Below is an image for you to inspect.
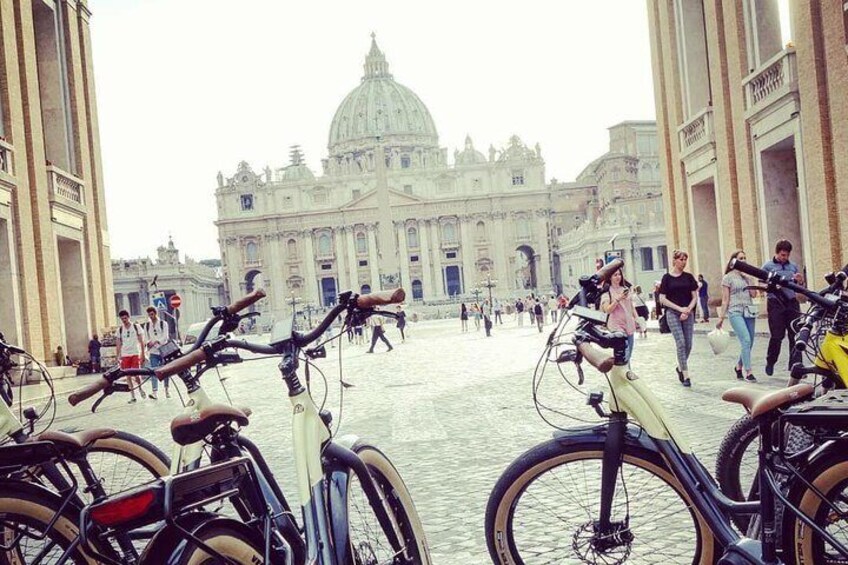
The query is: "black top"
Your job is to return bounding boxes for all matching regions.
[397,312,406,328]
[660,272,698,308]
[533,303,543,315]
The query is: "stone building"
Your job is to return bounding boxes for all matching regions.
[646,0,848,297]
[112,239,225,332]
[215,35,589,322]
[0,0,113,363]
[557,121,668,294]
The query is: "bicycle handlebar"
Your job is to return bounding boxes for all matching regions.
[596,259,625,283]
[153,348,208,380]
[226,288,267,316]
[730,260,837,309]
[355,288,405,309]
[68,368,154,407]
[576,342,615,373]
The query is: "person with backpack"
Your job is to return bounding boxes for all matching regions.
[144,306,170,399]
[533,299,544,333]
[515,298,525,326]
[116,310,146,403]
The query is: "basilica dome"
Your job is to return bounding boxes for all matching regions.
[328,35,439,156]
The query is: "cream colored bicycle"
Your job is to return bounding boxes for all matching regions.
[486,259,848,565]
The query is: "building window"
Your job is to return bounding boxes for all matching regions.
[511,170,525,186]
[128,292,141,316]
[442,222,457,243]
[360,284,371,294]
[352,189,361,200]
[403,184,413,194]
[411,279,423,300]
[410,255,419,263]
[318,233,332,256]
[240,194,254,211]
[358,260,368,267]
[321,264,332,271]
[245,241,259,263]
[556,227,563,237]
[476,220,486,241]
[287,239,298,258]
[446,251,457,259]
[640,247,654,271]
[401,156,411,169]
[355,232,367,254]
[407,226,419,248]
[658,245,668,270]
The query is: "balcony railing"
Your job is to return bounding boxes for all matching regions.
[743,48,798,115]
[47,164,85,213]
[677,107,714,158]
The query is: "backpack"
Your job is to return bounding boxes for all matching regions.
[533,303,543,315]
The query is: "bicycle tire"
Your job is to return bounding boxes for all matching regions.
[345,442,431,565]
[0,480,93,565]
[485,438,714,564]
[715,413,760,531]
[782,448,848,565]
[86,430,171,494]
[143,517,265,565]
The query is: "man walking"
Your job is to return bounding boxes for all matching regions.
[144,306,170,399]
[482,299,493,337]
[533,299,545,333]
[762,239,804,376]
[367,315,393,353]
[697,275,710,323]
[548,295,559,323]
[493,299,503,325]
[116,310,146,403]
[515,298,525,326]
[88,334,101,373]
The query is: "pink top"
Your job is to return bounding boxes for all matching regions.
[605,287,637,335]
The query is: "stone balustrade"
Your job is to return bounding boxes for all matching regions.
[47,164,85,212]
[677,107,714,157]
[743,48,798,114]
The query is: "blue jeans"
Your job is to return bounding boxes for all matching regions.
[624,334,635,363]
[728,314,756,372]
[146,354,169,391]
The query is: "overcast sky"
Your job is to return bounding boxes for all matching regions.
[90,0,658,261]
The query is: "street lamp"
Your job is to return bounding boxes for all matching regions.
[469,287,483,304]
[303,303,320,328]
[480,275,498,305]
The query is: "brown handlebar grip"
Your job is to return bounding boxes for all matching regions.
[595,259,625,283]
[356,288,406,309]
[226,289,267,316]
[68,377,111,407]
[154,349,207,380]
[577,342,615,374]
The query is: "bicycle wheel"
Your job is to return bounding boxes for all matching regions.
[86,430,171,495]
[145,518,265,564]
[783,450,848,565]
[485,438,714,564]
[345,442,431,565]
[0,481,92,565]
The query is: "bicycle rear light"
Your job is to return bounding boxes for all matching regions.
[90,489,157,528]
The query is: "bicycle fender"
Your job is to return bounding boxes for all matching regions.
[138,512,236,564]
[552,423,661,456]
[327,464,353,564]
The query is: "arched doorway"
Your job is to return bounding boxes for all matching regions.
[360,284,371,295]
[245,269,262,293]
[515,245,537,290]
[445,266,462,296]
[321,277,337,307]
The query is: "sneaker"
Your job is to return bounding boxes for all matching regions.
[387,347,393,352]
[735,367,744,380]
[746,374,758,383]
[149,393,157,400]
[128,397,137,404]
[765,364,774,376]
[366,350,374,354]
[683,378,692,388]
[140,390,147,399]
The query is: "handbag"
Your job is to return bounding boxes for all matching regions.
[743,304,760,318]
[658,313,671,334]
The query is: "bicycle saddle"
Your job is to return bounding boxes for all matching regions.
[170,404,250,446]
[722,383,814,418]
[35,428,117,455]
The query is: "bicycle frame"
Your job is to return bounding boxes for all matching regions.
[817,331,848,386]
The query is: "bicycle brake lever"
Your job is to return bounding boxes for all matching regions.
[575,362,585,386]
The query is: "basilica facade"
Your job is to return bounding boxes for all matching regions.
[216,36,587,320]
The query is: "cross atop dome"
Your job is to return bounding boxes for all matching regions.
[363,32,392,80]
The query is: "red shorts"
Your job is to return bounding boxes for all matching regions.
[120,355,141,369]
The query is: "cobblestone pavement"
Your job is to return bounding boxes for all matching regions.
[41,316,793,563]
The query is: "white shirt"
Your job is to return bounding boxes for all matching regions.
[118,323,143,357]
[145,318,168,355]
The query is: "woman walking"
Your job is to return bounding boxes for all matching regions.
[396,305,407,342]
[473,303,482,331]
[632,286,649,339]
[659,250,699,387]
[600,268,639,363]
[716,250,758,382]
[460,303,469,332]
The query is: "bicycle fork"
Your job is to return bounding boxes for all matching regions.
[597,412,632,547]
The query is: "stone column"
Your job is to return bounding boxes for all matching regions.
[267,234,286,314]
[367,225,380,290]
[333,228,348,292]
[534,212,552,293]
[417,220,434,300]
[460,218,477,295]
[302,230,317,303]
[429,221,444,296]
[491,215,510,293]
[396,222,411,291]
[346,227,360,292]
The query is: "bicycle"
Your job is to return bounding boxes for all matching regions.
[0,335,171,564]
[70,288,431,564]
[715,265,848,533]
[485,258,848,564]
